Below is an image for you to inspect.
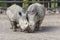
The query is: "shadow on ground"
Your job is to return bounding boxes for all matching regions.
[35,26,60,33]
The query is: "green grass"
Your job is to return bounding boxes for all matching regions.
[32,0,36,3]
[0,2,7,7]
[51,3,57,8]
[23,0,29,9]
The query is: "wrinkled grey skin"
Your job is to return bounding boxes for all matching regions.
[6,3,45,33]
[18,13,29,32]
[26,3,45,33]
[6,4,28,32]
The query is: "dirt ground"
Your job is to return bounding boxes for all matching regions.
[0,14,60,40]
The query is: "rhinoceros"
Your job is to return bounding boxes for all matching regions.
[25,3,45,32]
[6,4,28,31]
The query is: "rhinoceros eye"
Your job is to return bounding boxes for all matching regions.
[19,12,22,16]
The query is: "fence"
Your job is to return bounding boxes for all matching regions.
[0,1,60,9]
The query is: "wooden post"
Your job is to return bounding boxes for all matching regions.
[48,2,50,8]
[43,0,44,6]
[56,0,58,7]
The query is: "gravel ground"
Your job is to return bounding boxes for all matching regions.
[0,14,60,40]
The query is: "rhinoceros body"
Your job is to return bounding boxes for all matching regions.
[6,4,28,31]
[25,3,45,32]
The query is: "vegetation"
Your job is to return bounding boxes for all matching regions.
[51,3,57,8]
[0,0,58,8]
[51,0,57,8]
[23,0,28,9]
[32,0,36,3]
[0,2,7,7]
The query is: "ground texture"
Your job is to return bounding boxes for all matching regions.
[0,14,60,40]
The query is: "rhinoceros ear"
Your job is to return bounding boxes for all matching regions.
[19,12,22,16]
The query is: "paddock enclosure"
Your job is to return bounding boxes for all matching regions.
[0,13,60,40]
[0,0,60,40]
[0,0,60,14]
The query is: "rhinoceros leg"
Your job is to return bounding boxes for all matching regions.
[10,21,18,31]
[34,20,40,31]
[35,19,43,31]
[13,21,18,31]
[10,21,14,29]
